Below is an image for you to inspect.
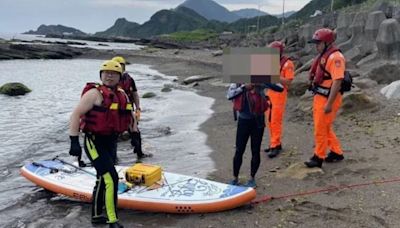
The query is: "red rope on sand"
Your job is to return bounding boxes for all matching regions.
[251,177,400,205]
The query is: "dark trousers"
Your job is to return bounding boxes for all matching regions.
[130,131,143,156]
[233,117,264,178]
[84,134,119,223]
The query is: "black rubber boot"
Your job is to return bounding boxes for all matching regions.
[91,215,107,224]
[325,151,344,163]
[137,152,153,160]
[109,222,124,228]
[268,148,281,158]
[304,155,323,168]
[131,131,153,160]
[264,144,282,153]
[131,132,143,154]
[130,132,140,153]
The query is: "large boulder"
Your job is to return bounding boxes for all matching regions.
[353,78,378,89]
[343,46,365,64]
[322,12,338,28]
[285,29,299,47]
[372,0,394,18]
[338,12,368,52]
[380,80,400,99]
[295,58,313,75]
[142,92,156,98]
[364,11,387,54]
[376,19,400,60]
[183,75,214,85]
[341,91,377,114]
[289,72,310,97]
[356,52,378,67]
[336,13,356,44]
[367,63,400,84]
[211,50,223,57]
[394,7,400,23]
[0,82,31,96]
[365,11,387,42]
[297,23,316,51]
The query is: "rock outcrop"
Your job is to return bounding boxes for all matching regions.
[0,82,31,96]
[183,75,214,85]
[367,63,400,84]
[381,80,400,99]
[289,72,310,96]
[336,12,356,44]
[25,24,86,36]
[338,12,368,52]
[0,43,84,60]
[376,19,400,60]
[142,92,157,98]
[353,78,378,89]
[364,11,387,53]
[341,91,378,113]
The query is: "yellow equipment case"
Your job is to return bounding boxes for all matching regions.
[125,163,162,187]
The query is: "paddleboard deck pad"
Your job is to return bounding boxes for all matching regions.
[20,159,256,213]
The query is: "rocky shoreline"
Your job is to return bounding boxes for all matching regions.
[0,42,92,60]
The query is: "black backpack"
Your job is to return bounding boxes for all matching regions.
[340,70,353,93]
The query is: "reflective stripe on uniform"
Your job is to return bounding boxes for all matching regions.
[110,103,119,110]
[103,172,117,223]
[85,136,99,160]
[94,177,102,217]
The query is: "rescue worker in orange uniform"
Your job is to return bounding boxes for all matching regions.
[264,41,295,158]
[69,60,132,227]
[305,28,345,168]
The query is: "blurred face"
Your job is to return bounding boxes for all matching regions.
[100,70,120,87]
[315,41,325,53]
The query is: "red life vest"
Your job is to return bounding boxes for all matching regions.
[280,56,290,73]
[233,88,269,115]
[119,72,135,103]
[309,46,340,86]
[79,83,133,135]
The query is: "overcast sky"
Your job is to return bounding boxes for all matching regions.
[0,0,311,34]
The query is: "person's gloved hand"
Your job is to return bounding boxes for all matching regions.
[135,109,141,121]
[69,136,82,157]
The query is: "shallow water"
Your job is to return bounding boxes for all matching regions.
[0,59,214,226]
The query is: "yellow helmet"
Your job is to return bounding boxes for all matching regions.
[100,60,122,75]
[111,56,126,65]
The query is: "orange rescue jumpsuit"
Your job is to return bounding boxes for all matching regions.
[265,58,295,148]
[313,51,345,159]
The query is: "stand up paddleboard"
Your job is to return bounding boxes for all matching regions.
[20,159,256,213]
